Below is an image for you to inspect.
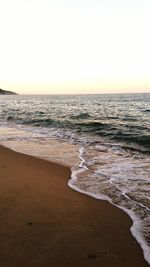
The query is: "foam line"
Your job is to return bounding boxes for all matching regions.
[68,147,150,265]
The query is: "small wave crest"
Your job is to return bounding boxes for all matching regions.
[143,109,150,113]
[70,112,91,120]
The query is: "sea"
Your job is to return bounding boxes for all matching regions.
[0,93,150,264]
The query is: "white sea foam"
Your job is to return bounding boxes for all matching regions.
[68,145,150,265]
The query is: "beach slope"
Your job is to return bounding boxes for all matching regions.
[0,145,149,267]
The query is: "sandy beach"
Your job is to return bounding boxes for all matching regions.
[0,145,149,267]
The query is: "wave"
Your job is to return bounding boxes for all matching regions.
[143,109,150,113]
[70,112,91,120]
[3,115,150,150]
[110,133,150,150]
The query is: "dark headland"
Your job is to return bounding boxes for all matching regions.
[0,88,17,95]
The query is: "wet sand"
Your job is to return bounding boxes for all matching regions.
[0,145,149,267]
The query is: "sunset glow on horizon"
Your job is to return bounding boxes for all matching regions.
[0,0,150,95]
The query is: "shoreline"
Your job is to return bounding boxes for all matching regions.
[0,145,149,266]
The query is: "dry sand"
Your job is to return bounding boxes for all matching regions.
[0,145,149,267]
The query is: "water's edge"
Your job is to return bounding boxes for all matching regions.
[0,143,150,265]
[68,147,150,265]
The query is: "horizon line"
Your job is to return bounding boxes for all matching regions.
[9,92,150,96]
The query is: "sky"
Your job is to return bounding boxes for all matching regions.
[0,0,150,95]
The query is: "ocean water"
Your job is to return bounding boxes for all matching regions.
[0,93,150,264]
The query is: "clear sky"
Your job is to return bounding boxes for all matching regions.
[0,0,150,94]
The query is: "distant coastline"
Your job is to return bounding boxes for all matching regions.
[0,88,17,95]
